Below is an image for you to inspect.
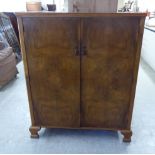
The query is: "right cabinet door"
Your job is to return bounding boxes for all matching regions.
[81,17,139,129]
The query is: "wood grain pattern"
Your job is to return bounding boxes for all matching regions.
[16,13,146,141]
[81,17,140,129]
[17,17,36,126]
[16,12,147,18]
[23,17,81,127]
[126,17,145,129]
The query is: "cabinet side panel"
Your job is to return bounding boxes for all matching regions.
[127,17,145,129]
[22,17,80,127]
[81,17,142,129]
[17,17,36,125]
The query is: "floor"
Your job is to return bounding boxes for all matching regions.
[0,60,155,154]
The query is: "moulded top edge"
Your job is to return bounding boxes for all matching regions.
[16,12,147,18]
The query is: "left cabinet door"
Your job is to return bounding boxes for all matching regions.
[23,17,80,128]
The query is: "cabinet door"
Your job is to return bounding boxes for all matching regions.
[81,17,140,129]
[23,17,80,127]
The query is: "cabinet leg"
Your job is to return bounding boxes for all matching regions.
[121,130,132,142]
[29,126,41,138]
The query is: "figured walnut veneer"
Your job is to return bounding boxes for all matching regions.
[16,13,146,142]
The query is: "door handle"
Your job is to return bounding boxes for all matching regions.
[82,46,87,56]
[75,46,80,56]
[75,46,87,56]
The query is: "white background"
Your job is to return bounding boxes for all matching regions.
[0,0,154,12]
[0,0,65,11]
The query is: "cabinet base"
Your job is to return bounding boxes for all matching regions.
[121,130,132,142]
[29,126,41,138]
[29,127,132,142]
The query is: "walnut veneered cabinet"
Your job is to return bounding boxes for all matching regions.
[16,13,146,142]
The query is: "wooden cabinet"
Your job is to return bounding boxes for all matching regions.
[17,13,146,142]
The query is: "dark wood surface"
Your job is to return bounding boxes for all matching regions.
[81,17,139,128]
[23,17,81,127]
[16,12,147,17]
[17,13,146,142]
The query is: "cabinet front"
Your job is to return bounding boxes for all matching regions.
[80,17,139,128]
[23,17,80,127]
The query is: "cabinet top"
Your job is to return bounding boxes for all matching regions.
[16,12,147,18]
